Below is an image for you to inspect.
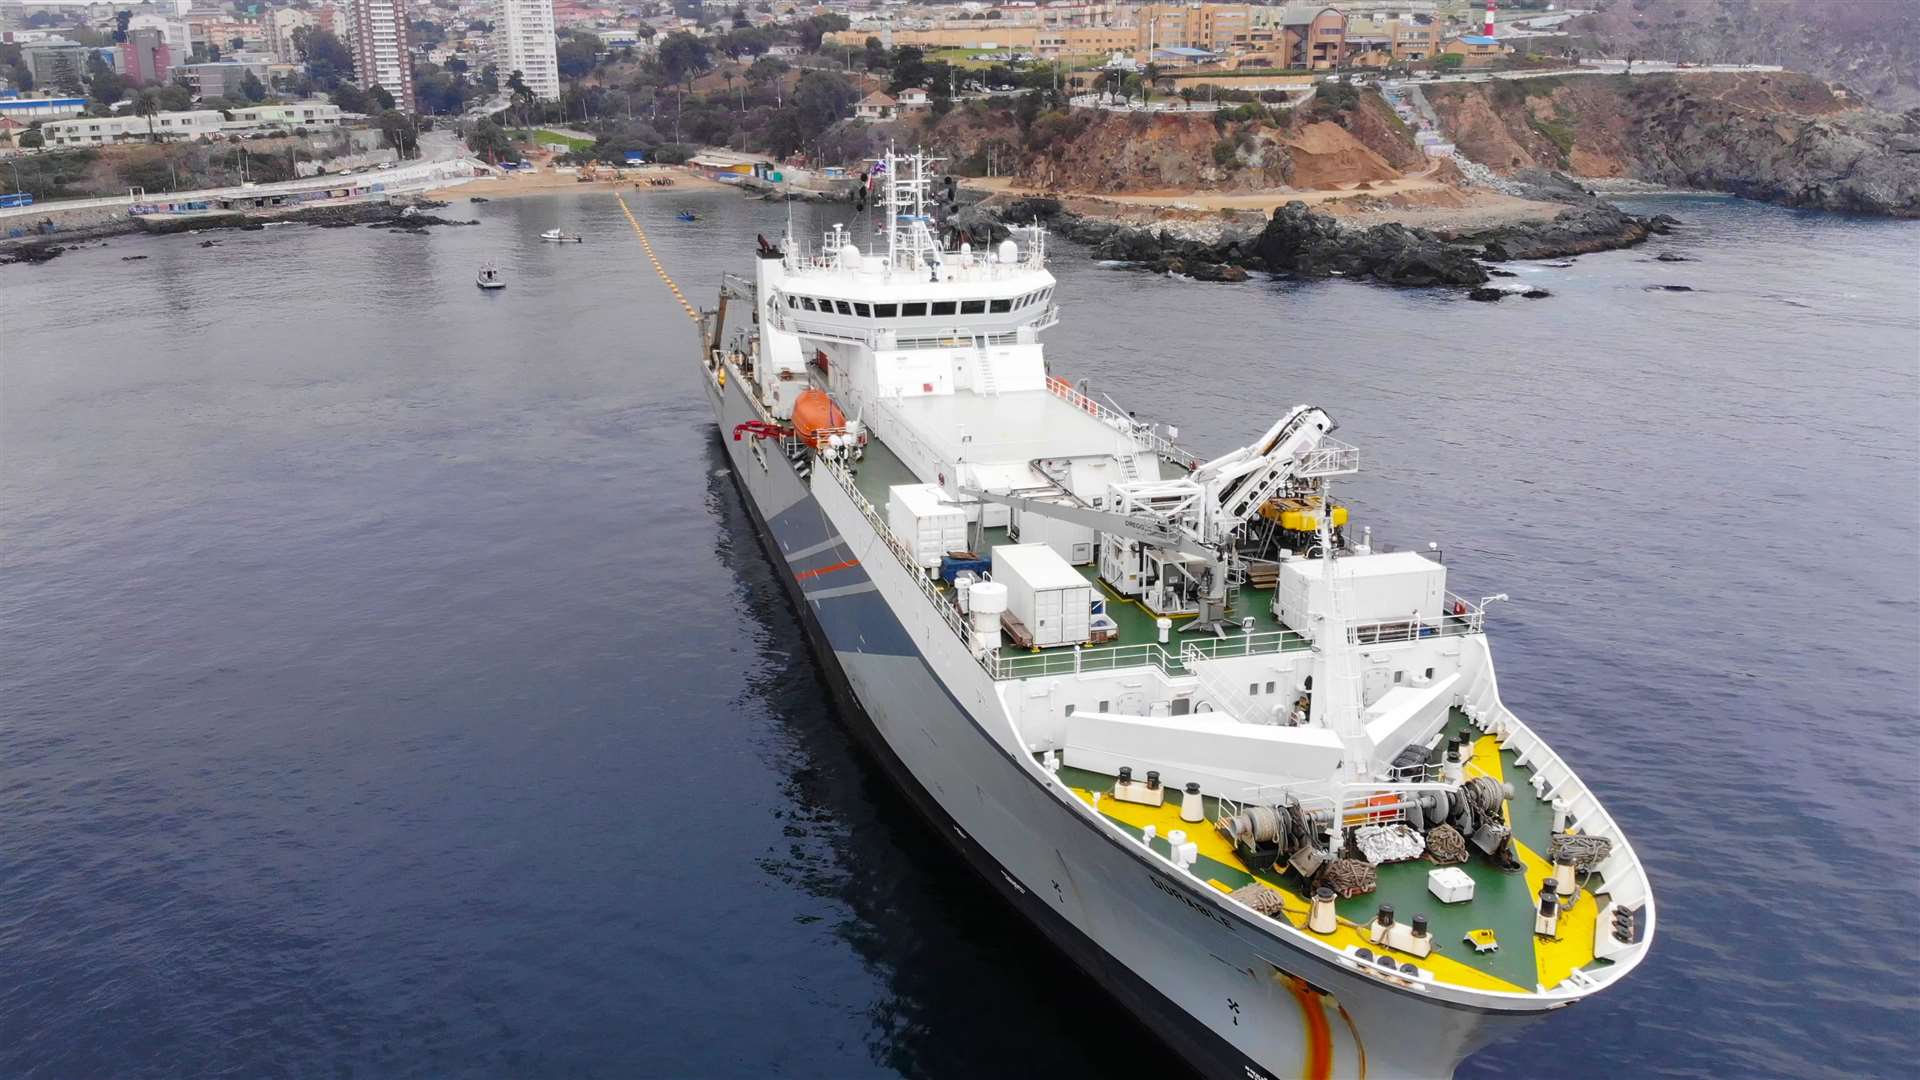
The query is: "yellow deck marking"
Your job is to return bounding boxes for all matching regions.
[1467,734,1599,989]
[615,193,700,323]
[1068,785,1526,993]
[1515,840,1599,991]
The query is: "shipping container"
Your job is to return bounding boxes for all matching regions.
[991,542,1093,647]
[1272,551,1447,638]
[888,484,969,570]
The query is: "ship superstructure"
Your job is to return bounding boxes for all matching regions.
[695,150,1654,1078]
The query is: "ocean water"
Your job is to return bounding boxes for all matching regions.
[2,190,1915,1078]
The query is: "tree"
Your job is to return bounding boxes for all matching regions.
[132,88,160,142]
[155,82,191,110]
[465,116,516,160]
[863,36,888,72]
[293,28,352,89]
[657,31,711,89]
[369,84,396,111]
[330,81,372,114]
[47,49,83,94]
[1141,62,1160,106]
[888,46,926,94]
[556,32,601,79]
[86,52,126,108]
[113,10,131,43]
[240,70,267,102]
[795,13,848,52]
[18,129,44,148]
[376,109,416,157]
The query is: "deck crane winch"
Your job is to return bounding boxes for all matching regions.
[963,405,1356,635]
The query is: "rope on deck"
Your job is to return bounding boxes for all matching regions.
[614,192,699,323]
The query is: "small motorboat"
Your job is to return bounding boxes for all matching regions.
[539,228,584,243]
[476,263,506,289]
[676,211,698,222]
[469,196,490,203]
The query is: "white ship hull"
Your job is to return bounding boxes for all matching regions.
[703,369,1559,1078]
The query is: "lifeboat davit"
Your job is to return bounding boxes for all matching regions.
[791,388,845,449]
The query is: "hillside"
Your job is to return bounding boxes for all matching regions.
[1566,0,1919,110]
[1426,72,1920,216]
[868,87,1424,195]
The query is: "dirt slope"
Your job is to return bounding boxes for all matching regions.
[1426,72,1920,216]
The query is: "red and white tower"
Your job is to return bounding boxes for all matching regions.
[1483,0,1497,37]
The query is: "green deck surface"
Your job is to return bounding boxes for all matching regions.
[1056,710,1553,991]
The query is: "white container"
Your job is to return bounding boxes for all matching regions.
[888,483,968,570]
[1428,866,1476,904]
[991,542,1093,647]
[1272,551,1448,636]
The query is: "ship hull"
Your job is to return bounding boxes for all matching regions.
[703,369,1548,1078]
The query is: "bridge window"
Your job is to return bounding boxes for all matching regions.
[902,302,927,316]
[785,295,796,308]
[874,303,897,317]
[989,298,1011,313]
[931,301,956,316]
[960,300,986,315]
[833,301,852,315]
[800,297,817,311]
[852,302,871,317]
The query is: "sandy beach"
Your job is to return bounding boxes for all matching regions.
[451,165,730,200]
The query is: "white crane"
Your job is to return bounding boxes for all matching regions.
[964,405,1356,634]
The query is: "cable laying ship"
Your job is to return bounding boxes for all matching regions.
[694,150,1655,1078]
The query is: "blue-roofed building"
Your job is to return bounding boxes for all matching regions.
[0,95,89,123]
[1442,32,1511,66]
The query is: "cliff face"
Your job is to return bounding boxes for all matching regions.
[1427,73,1920,217]
[908,88,1423,194]
[1567,0,1920,111]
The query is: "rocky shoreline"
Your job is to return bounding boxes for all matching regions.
[971,176,1670,290]
[0,199,471,266]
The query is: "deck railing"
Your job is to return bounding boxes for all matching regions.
[1343,592,1487,645]
[815,453,975,647]
[1044,376,1200,470]
[987,626,1311,681]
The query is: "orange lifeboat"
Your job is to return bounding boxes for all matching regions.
[791,388,845,449]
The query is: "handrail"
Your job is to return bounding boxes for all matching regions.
[1344,592,1487,645]
[1045,376,1201,470]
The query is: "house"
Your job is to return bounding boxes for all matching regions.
[1442,34,1511,67]
[854,90,896,120]
[896,87,930,110]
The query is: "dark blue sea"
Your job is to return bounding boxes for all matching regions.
[3,190,1916,1078]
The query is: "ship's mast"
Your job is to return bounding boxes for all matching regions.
[880,145,941,272]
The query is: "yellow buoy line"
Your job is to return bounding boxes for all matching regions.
[615,192,699,323]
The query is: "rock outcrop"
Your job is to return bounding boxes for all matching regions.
[983,188,1662,288]
[1426,72,1920,218]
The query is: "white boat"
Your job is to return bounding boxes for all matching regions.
[540,228,583,243]
[695,148,1656,1078]
[476,263,505,290]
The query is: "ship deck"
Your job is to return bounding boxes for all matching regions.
[847,432,1308,668]
[1041,708,1610,995]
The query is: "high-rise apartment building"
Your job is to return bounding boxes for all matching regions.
[491,0,560,102]
[346,0,414,111]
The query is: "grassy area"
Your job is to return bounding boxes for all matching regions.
[518,128,593,151]
[929,47,1012,71]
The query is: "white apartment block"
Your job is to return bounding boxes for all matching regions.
[43,110,227,145]
[41,101,346,146]
[491,0,561,102]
